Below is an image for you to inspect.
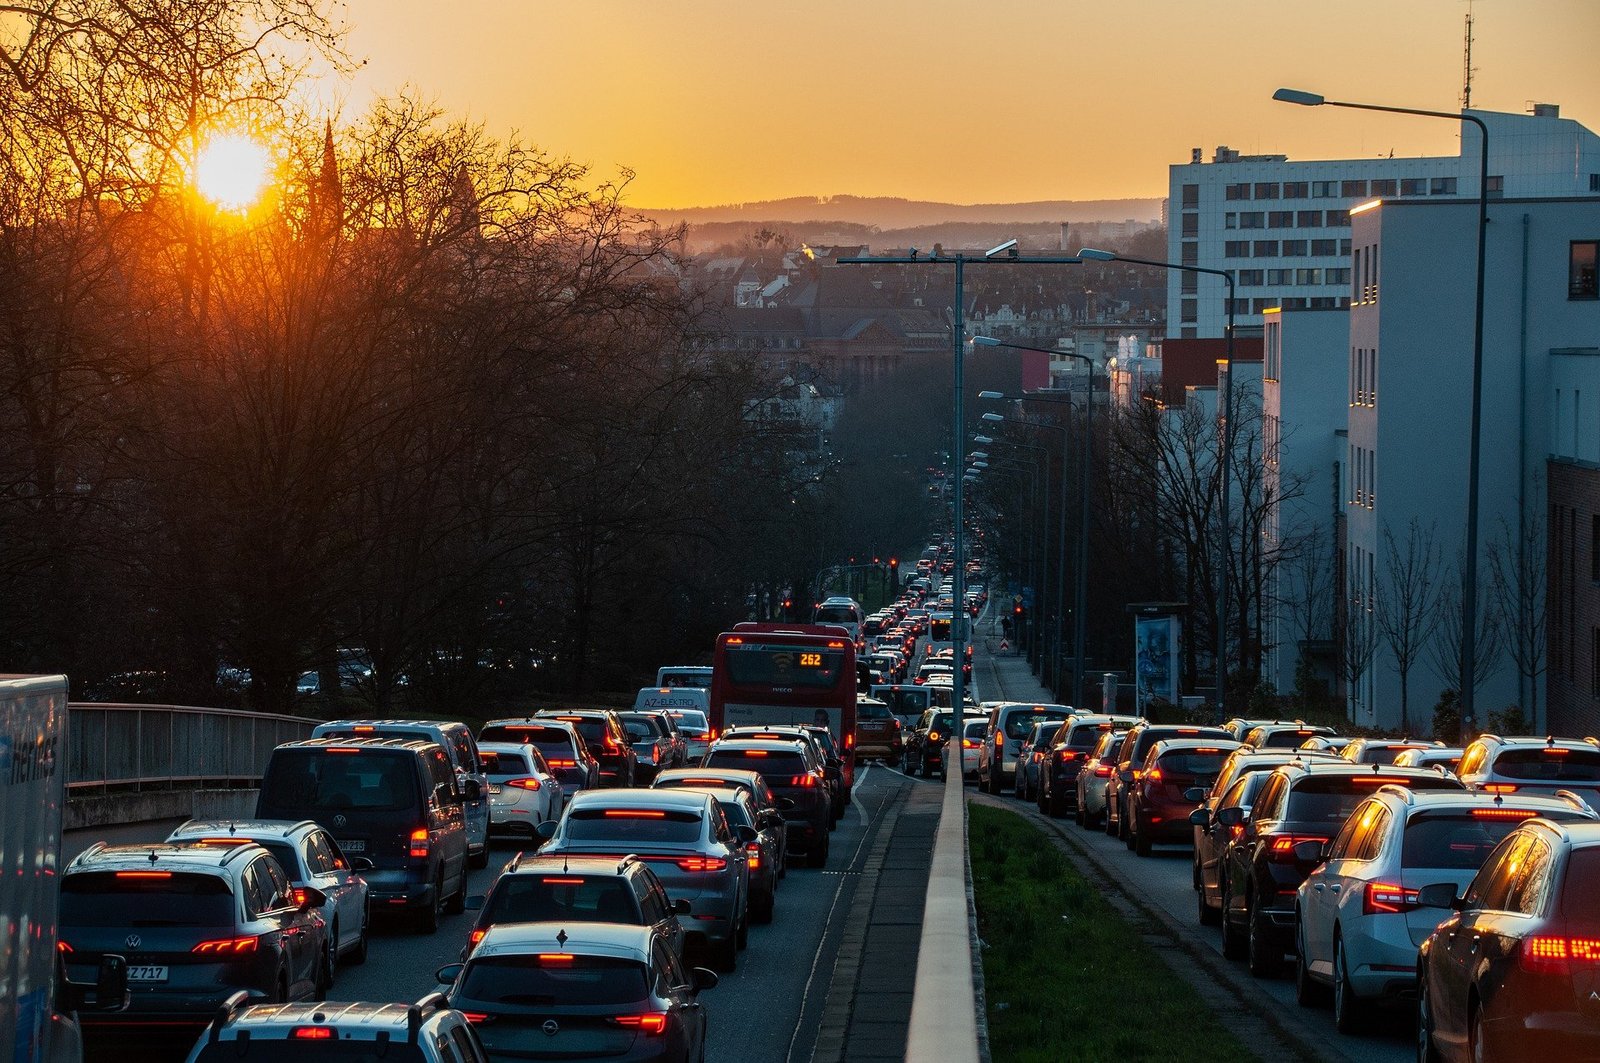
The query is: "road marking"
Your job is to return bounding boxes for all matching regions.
[851,764,872,820]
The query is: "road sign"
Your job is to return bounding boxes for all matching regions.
[1020,587,1034,604]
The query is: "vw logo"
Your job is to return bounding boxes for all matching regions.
[542,1020,560,1037]
[125,934,141,949]
[333,814,347,828]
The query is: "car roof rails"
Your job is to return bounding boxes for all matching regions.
[208,990,251,1042]
[408,992,449,1043]
[1552,789,1596,815]
[1376,783,1418,805]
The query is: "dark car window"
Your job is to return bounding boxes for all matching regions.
[1491,748,1600,781]
[550,717,612,748]
[619,714,666,739]
[263,749,417,811]
[857,700,891,720]
[481,750,532,775]
[484,875,640,924]
[1560,848,1600,925]
[1284,774,1458,825]
[1153,750,1231,778]
[257,842,302,878]
[717,798,756,829]
[479,724,580,763]
[1403,810,1590,870]
[1354,745,1431,765]
[706,750,807,778]
[459,955,649,1006]
[61,871,234,928]
[564,808,703,844]
[1004,711,1068,740]
[1260,729,1325,749]
[1067,723,1112,749]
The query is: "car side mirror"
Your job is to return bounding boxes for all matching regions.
[736,825,759,845]
[351,857,374,872]
[463,779,482,801]
[1214,806,1245,828]
[535,820,557,840]
[1414,882,1461,910]
[93,953,128,1011]
[674,898,692,915]
[826,756,841,769]
[1293,839,1327,863]
[434,962,464,985]
[466,895,486,911]
[1188,808,1210,828]
[292,886,327,910]
[690,967,719,994]
[777,798,795,811]
[1184,786,1207,802]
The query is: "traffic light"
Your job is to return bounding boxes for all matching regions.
[888,557,899,594]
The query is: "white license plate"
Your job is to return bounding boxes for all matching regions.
[127,966,168,982]
[336,839,366,852]
[488,784,503,795]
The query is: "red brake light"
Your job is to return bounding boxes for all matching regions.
[462,1012,489,1024]
[1483,783,1519,794]
[541,877,585,884]
[505,777,542,790]
[614,1013,669,1035]
[788,774,816,788]
[1145,768,1163,784]
[1519,936,1600,973]
[292,1027,335,1040]
[1470,807,1539,820]
[353,725,376,732]
[57,941,72,953]
[603,810,666,818]
[676,857,728,873]
[1267,834,1328,862]
[469,928,486,947]
[744,750,769,757]
[114,871,172,879]
[193,936,258,955]
[746,842,762,868]
[1363,882,1421,915]
[538,953,576,964]
[1092,763,1112,777]
[409,827,430,858]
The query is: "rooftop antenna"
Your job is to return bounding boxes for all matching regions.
[1460,2,1477,111]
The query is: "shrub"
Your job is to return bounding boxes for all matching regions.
[1431,689,1461,743]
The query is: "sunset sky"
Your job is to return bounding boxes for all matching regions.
[327,0,1600,209]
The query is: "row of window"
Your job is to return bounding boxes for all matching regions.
[1350,443,1376,509]
[1351,346,1378,408]
[1226,209,1350,230]
[1222,177,1461,201]
[1574,241,1599,300]
[1182,296,1350,322]
[1354,242,1380,304]
[1233,268,1352,287]
[1224,238,1352,258]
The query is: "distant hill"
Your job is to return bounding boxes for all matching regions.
[636,194,1163,229]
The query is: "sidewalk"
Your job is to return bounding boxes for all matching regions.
[972,617,1060,705]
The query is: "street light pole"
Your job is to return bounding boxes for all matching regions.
[1272,88,1490,742]
[978,426,1054,681]
[1080,248,1235,713]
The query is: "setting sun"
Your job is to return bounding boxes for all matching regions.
[193,134,272,211]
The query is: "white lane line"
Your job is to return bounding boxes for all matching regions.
[851,763,873,821]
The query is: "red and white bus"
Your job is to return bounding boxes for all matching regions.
[709,622,857,787]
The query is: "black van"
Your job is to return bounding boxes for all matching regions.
[257,737,472,933]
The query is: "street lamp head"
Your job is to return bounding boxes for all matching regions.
[1272,87,1325,106]
[984,238,1019,259]
[978,390,1005,400]
[972,336,1003,348]
[981,412,1005,423]
[970,451,988,459]
[973,434,994,444]
[1077,247,1116,262]
[971,461,989,469]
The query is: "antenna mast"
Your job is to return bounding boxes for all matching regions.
[1460,3,1476,111]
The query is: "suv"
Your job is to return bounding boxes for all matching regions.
[311,720,490,869]
[478,718,601,800]
[1037,714,1139,819]
[1337,738,1445,765]
[466,852,687,958]
[1216,761,1465,977]
[854,696,903,759]
[704,738,831,867]
[61,842,332,1032]
[1455,734,1600,807]
[536,710,638,787]
[183,992,485,1062]
[534,788,754,971]
[978,703,1074,795]
[1295,788,1597,1031]
[1127,739,1244,856]
[165,819,372,967]
[903,709,957,777]
[257,737,470,933]
[1106,723,1234,841]
[1243,723,1341,750]
[723,725,844,824]
[652,767,789,875]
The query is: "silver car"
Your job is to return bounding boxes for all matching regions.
[1076,729,1128,830]
[477,741,563,837]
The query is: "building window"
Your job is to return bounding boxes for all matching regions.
[1282,239,1307,257]
[1225,212,1238,229]
[1225,183,1251,200]
[1182,183,1200,207]
[1340,239,1353,255]
[1298,210,1323,227]
[1280,297,1307,310]
[1401,178,1427,196]
[1326,209,1351,227]
[1591,174,1600,192]
[1181,213,1199,237]
[1267,268,1293,285]
[1486,175,1504,198]
[1238,212,1265,229]
[1252,297,1280,314]
[1181,242,1199,266]
[1341,180,1368,197]
[1254,182,1280,200]
[1253,240,1279,257]
[1224,240,1250,257]
[1311,239,1338,256]
[1238,269,1264,286]
[1327,267,1351,285]
[1310,296,1340,310]
[1571,241,1599,300]
[1282,181,1308,199]
[1312,181,1339,198]
[1181,299,1197,323]
[1297,268,1323,285]
[1181,273,1197,293]
[1431,176,1459,195]
[1370,179,1397,196]
[1591,515,1600,582]
[1269,210,1295,228]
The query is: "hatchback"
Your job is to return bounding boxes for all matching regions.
[1106,723,1233,841]
[439,923,716,1063]
[477,741,563,836]
[535,789,754,971]
[1127,739,1243,856]
[903,709,957,777]
[1416,819,1600,1060]
[478,719,601,802]
[1296,788,1596,1032]
[62,842,332,1033]
[465,853,687,959]
[854,696,904,759]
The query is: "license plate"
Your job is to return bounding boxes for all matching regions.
[127,966,168,982]
[336,839,366,852]
[488,784,503,795]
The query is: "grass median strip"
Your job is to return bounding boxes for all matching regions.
[971,804,1252,1062]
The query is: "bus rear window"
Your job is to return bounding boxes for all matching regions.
[723,645,845,688]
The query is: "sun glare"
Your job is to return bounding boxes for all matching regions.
[193,134,272,211]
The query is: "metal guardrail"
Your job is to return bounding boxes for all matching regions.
[67,702,318,791]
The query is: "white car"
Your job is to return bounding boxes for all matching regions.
[1294,787,1597,1031]
[478,741,563,838]
[959,719,987,776]
[666,708,713,760]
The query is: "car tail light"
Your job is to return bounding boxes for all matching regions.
[1267,834,1327,862]
[1483,783,1519,794]
[604,810,666,818]
[603,736,622,755]
[409,828,430,858]
[1032,752,1045,762]
[193,936,259,955]
[1145,768,1164,784]
[505,777,542,790]
[746,843,762,869]
[651,746,660,764]
[1092,763,1112,777]
[789,774,816,788]
[1470,807,1538,820]
[546,758,576,768]
[57,941,72,953]
[927,731,942,744]
[1364,882,1421,915]
[538,953,576,964]
[469,928,487,948]
[677,857,728,873]
[462,1012,490,1024]
[1059,751,1081,762]
[1521,936,1600,973]
[114,871,172,879]
[614,1013,669,1035]
[962,739,979,749]
[292,1027,335,1040]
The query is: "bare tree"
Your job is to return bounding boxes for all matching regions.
[1337,570,1378,722]
[1427,550,1504,738]
[1274,523,1335,707]
[1489,507,1548,730]
[1376,520,1441,733]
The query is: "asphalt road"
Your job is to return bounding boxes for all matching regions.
[64,766,907,1063]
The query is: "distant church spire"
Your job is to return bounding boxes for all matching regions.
[448,163,480,237]
[311,118,341,236]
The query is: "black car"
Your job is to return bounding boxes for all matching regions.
[903,710,958,777]
[538,710,639,787]
[1216,761,1463,976]
[1037,715,1138,818]
[704,739,831,867]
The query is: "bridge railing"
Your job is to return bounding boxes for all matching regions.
[67,702,319,792]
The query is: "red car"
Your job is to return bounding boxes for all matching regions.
[1126,739,1243,856]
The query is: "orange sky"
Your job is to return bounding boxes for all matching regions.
[322,0,1600,209]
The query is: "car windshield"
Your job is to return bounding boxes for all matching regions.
[857,701,891,720]
[483,875,640,925]
[262,749,414,811]
[550,717,609,745]
[563,808,702,844]
[1492,748,1600,782]
[1004,712,1067,740]
[669,710,709,732]
[619,715,662,739]
[1261,730,1324,749]
[1402,810,1591,870]
[1156,751,1231,777]
[1068,724,1111,749]
[480,725,578,761]
[459,955,649,1006]
[1285,774,1460,824]
[61,871,234,928]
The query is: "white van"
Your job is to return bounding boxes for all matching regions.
[812,597,864,641]
[655,665,712,689]
[633,685,711,715]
